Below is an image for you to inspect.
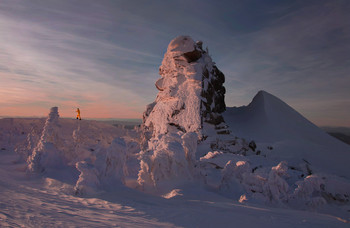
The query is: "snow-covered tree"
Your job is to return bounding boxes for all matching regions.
[102,137,128,184]
[74,159,100,195]
[27,107,63,173]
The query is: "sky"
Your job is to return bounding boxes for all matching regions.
[0,0,349,126]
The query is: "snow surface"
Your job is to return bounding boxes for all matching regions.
[0,145,349,227]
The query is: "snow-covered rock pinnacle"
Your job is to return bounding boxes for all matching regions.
[138,36,226,189]
[142,35,226,140]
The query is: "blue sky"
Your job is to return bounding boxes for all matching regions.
[0,0,349,126]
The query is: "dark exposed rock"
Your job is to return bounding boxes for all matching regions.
[183,49,202,63]
[207,162,223,169]
[217,130,230,135]
[196,41,203,49]
[201,62,226,126]
[168,123,186,132]
[143,102,156,124]
[171,103,185,117]
[306,164,312,175]
[249,141,257,152]
[203,114,224,125]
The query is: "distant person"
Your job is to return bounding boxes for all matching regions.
[76,108,81,120]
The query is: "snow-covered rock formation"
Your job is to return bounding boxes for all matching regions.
[27,107,63,172]
[142,35,227,141]
[138,36,227,189]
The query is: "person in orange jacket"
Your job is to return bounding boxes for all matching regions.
[76,108,81,120]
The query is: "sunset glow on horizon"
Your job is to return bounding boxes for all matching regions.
[1,0,349,126]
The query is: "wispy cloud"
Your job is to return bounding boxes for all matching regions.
[0,0,349,126]
[0,1,165,117]
[220,0,350,126]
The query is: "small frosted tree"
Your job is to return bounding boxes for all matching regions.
[27,107,63,173]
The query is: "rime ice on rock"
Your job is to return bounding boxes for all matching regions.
[142,35,226,140]
[138,36,225,188]
[27,107,63,172]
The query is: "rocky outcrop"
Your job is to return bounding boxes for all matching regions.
[142,35,227,141]
[138,36,228,189]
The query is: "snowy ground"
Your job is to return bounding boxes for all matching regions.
[0,116,349,227]
[0,147,348,227]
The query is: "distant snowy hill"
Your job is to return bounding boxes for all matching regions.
[225,91,343,143]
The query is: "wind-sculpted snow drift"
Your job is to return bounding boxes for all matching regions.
[1,36,350,225]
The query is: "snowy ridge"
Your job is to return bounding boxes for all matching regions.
[225,90,344,143]
[224,90,350,178]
